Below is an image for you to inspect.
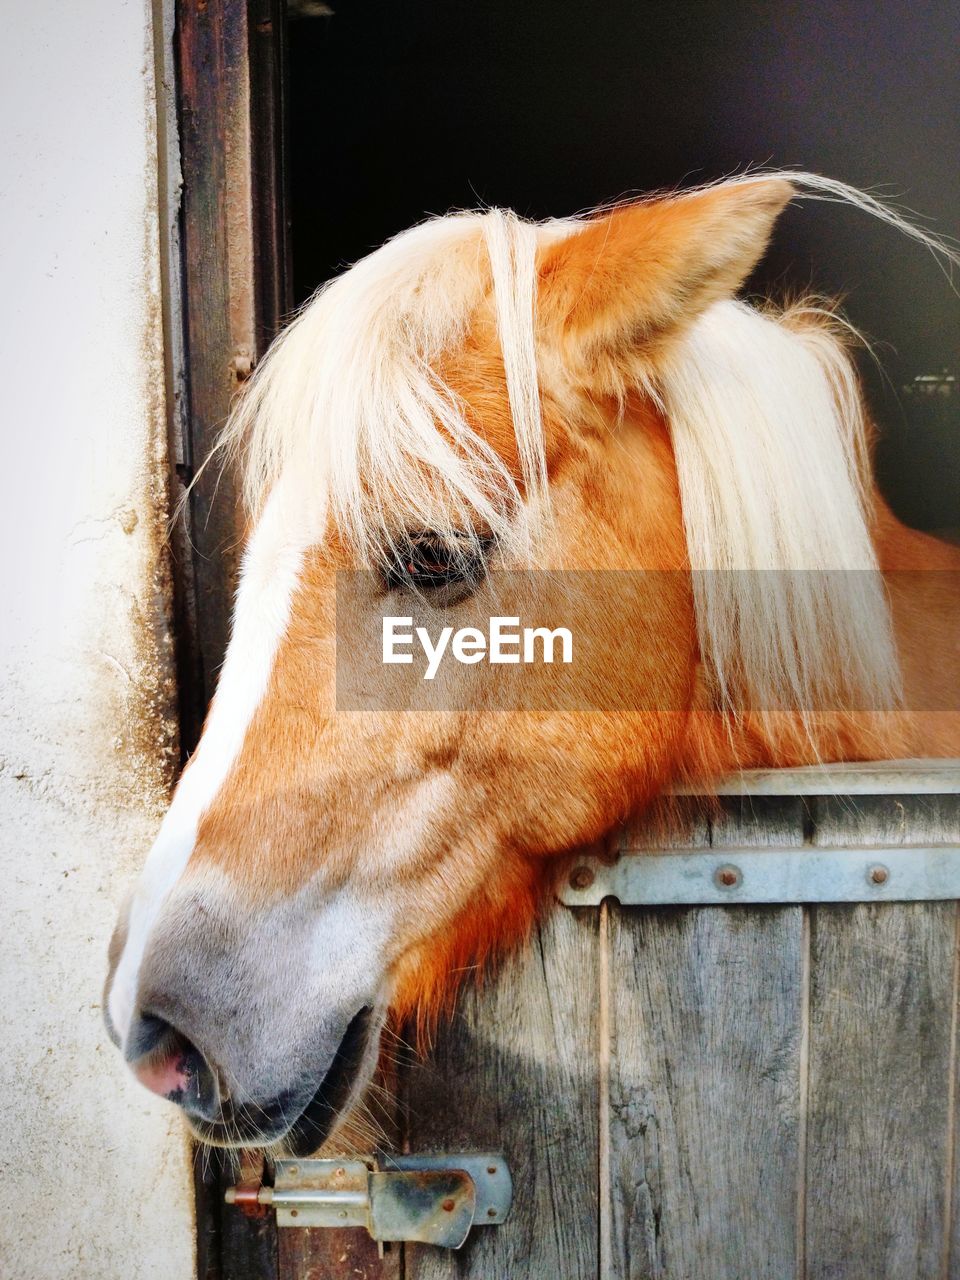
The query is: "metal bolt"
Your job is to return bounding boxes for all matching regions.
[287,1165,299,1177]
[487,1207,498,1218]
[224,1184,270,1219]
[441,1198,456,1212]
[487,1165,497,1175]
[869,864,890,885]
[290,1209,298,1219]
[714,864,742,890]
[570,866,595,891]
[339,1211,347,1219]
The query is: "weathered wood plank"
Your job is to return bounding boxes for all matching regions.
[606,903,804,1279]
[249,0,293,349]
[278,1228,400,1280]
[809,793,960,849]
[710,794,808,850]
[603,796,805,1280]
[178,0,255,702]
[178,0,291,714]
[403,906,600,1280]
[805,795,958,1280]
[200,1151,278,1280]
[805,900,956,1280]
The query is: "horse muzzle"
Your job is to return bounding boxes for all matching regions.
[118,1001,378,1151]
[104,873,391,1152]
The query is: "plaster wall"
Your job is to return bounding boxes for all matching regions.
[0,0,195,1275]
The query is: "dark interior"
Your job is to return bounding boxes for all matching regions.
[287,0,958,532]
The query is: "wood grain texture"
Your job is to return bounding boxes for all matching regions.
[809,793,960,850]
[178,0,253,699]
[804,899,956,1280]
[603,796,806,1280]
[710,794,808,850]
[805,795,959,1280]
[403,906,601,1280]
[606,903,804,1280]
[249,0,293,349]
[278,1229,400,1280]
[196,1151,279,1280]
[178,0,291,712]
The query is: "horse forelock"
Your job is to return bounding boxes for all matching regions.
[215,209,556,572]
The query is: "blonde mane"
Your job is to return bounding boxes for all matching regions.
[217,209,549,568]
[659,297,898,721]
[215,172,958,724]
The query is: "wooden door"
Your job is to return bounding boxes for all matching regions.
[402,793,960,1280]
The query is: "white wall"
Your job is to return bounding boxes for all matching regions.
[0,1,195,1276]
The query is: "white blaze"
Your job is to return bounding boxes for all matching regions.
[108,485,308,1047]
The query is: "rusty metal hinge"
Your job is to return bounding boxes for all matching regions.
[225,1151,512,1249]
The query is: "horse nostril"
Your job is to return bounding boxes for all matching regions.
[126,1011,174,1060]
[127,1012,216,1111]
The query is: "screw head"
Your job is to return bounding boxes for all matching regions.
[290,1209,298,1219]
[487,1207,498,1218]
[715,864,742,890]
[869,864,890,885]
[441,1198,456,1212]
[570,865,595,891]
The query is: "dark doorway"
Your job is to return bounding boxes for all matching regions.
[287,0,959,533]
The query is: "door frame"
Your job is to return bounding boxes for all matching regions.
[165,2,290,1276]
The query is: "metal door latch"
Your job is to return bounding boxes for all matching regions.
[225,1151,512,1249]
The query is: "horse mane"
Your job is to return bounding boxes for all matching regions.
[214,171,958,734]
[657,297,899,728]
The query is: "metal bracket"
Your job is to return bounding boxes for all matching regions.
[225,1151,512,1249]
[561,845,960,906]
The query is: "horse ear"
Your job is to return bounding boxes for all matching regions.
[538,178,793,376]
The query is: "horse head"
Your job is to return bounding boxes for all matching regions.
[105,174,926,1151]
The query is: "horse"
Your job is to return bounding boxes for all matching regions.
[104,172,960,1155]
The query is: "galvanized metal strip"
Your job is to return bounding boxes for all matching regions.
[560,846,960,907]
[672,759,960,797]
[272,1158,369,1229]
[368,1169,475,1248]
[376,1151,513,1225]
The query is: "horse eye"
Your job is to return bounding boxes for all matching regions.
[383,533,490,596]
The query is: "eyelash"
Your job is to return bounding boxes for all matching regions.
[382,533,492,595]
